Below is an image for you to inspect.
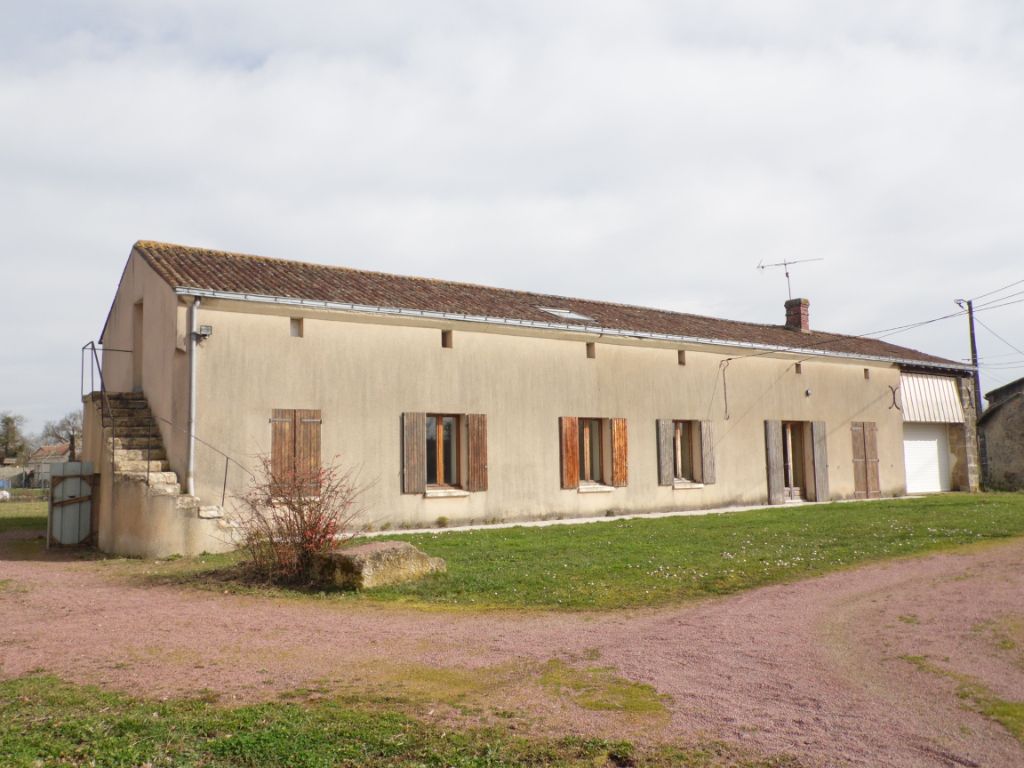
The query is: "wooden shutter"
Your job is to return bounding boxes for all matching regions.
[811,421,829,502]
[764,420,784,504]
[295,409,321,494]
[270,409,295,487]
[610,418,628,487]
[465,413,488,492]
[559,416,579,490]
[402,412,427,494]
[656,419,674,486]
[851,422,868,499]
[864,421,881,498]
[700,420,716,485]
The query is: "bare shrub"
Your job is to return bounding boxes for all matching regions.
[236,455,367,584]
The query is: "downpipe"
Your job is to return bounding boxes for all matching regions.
[186,297,200,496]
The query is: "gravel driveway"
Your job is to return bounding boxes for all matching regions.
[2,534,1023,768]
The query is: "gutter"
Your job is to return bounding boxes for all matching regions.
[172,287,975,374]
[186,296,200,496]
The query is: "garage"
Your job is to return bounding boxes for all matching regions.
[903,423,951,493]
[900,373,966,494]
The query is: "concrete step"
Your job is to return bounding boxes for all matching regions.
[103,417,156,430]
[104,408,153,421]
[176,495,200,513]
[105,398,149,409]
[198,506,223,519]
[147,482,182,497]
[110,437,164,450]
[114,459,171,473]
[112,448,168,462]
[104,425,159,438]
[115,470,178,484]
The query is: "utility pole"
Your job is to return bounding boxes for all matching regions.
[959,299,984,415]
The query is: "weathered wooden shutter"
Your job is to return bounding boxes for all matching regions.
[270,409,295,486]
[610,418,628,487]
[402,412,427,494]
[864,421,880,498]
[764,420,784,504]
[656,419,674,486]
[295,409,322,494]
[700,420,716,485]
[811,421,829,502]
[559,416,579,490]
[465,413,488,492]
[851,422,867,499]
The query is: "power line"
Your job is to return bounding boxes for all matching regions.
[975,317,1024,357]
[970,277,1024,302]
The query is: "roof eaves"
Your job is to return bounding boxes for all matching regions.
[174,286,974,372]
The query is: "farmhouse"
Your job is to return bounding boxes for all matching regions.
[978,377,1024,490]
[81,241,979,557]
[26,442,71,488]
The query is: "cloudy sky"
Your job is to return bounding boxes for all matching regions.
[3,1,1024,433]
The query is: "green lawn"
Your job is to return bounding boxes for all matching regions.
[364,493,1024,610]
[0,676,798,768]
[145,493,1024,612]
[0,500,47,533]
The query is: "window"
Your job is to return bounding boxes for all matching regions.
[426,414,460,486]
[677,350,686,366]
[577,418,603,483]
[559,416,628,489]
[401,413,488,494]
[586,341,596,359]
[537,306,594,322]
[794,362,802,374]
[672,420,696,482]
[441,329,453,348]
[290,318,304,338]
[863,368,870,380]
[656,419,715,487]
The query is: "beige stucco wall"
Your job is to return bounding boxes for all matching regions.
[98,252,190,478]
[190,300,909,529]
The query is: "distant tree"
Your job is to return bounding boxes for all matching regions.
[0,412,28,463]
[41,411,83,461]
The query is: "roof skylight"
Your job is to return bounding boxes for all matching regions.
[537,306,594,322]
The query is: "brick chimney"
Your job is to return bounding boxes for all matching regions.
[785,298,810,332]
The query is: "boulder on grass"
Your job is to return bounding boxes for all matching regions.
[312,541,446,590]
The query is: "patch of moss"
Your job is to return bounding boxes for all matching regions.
[540,659,669,715]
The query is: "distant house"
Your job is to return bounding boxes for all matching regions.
[81,241,979,558]
[26,443,71,488]
[979,378,1024,490]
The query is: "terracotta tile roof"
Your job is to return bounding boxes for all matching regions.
[134,240,962,368]
[30,443,70,461]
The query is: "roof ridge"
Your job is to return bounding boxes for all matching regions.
[136,239,844,339]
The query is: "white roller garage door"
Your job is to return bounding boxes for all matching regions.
[903,423,951,493]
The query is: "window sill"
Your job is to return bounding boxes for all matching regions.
[578,483,614,494]
[673,480,705,490]
[424,487,470,499]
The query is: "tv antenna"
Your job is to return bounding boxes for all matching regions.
[756,258,824,299]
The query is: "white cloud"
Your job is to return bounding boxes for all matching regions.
[2,1,1023,430]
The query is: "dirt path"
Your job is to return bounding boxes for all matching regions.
[2,536,1023,768]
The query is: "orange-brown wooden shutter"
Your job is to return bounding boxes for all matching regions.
[466,413,488,492]
[559,416,579,490]
[610,417,628,487]
[270,409,295,488]
[402,412,427,494]
[700,420,716,485]
[295,409,322,494]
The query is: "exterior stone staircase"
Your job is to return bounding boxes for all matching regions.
[102,392,221,518]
